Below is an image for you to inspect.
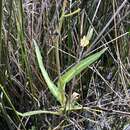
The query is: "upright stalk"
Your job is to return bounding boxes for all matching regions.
[15,0,35,99]
[0,0,2,64]
[55,0,66,79]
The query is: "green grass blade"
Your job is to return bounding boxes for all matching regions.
[57,48,107,89]
[0,84,26,130]
[33,40,64,104]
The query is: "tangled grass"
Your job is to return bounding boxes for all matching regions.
[0,0,130,130]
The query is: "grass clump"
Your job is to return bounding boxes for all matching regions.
[0,0,130,130]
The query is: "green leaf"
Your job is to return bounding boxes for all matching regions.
[33,39,64,104]
[57,48,107,89]
[17,110,60,117]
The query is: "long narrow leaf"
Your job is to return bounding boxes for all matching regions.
[57,48,107,89]
[17,110,60,117]
[33,40,63,104]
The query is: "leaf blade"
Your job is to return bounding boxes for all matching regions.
[33,40,62,103]
[58,48,107,89]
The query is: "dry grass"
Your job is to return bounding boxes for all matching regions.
[0,0,130,130]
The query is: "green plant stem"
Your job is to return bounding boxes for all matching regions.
[55,2,66,80]
[17,110,61,117]
[64,8,81,17]
[0,103,15,130]
[15,0,35,100]
[0,84,26,130]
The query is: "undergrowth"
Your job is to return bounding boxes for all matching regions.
[0,0,130,130]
